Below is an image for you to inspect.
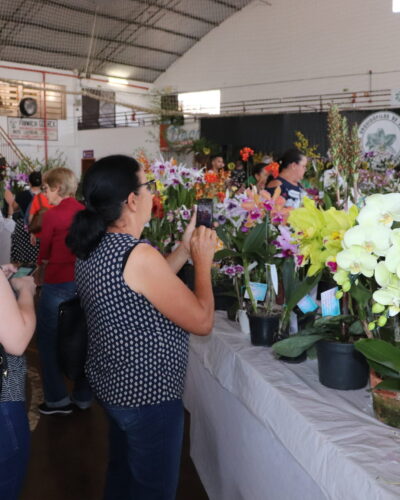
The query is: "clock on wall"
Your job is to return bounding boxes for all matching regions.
[19,98,38,117]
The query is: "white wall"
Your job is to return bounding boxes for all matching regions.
[0,61,156,177]
[155,0,400,103]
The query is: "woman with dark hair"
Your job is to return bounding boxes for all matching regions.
[266,148,307,208]
[247,162,269,191]
[67,155,216,500]
[8,171,42,263]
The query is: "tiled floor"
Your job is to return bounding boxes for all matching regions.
[20,347,208,500]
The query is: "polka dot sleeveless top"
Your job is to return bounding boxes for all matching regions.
[75,233,189,407]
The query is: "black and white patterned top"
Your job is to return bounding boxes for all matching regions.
[75,233,189,407]
[0,354,26,402]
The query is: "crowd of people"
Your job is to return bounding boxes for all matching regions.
[0,148,306,500]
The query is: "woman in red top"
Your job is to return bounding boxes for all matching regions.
[36,167,92,415]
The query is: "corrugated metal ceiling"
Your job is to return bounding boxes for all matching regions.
[0,0,252,82]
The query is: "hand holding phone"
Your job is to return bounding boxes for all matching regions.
[195,199,213,229]
[9,265,37,280]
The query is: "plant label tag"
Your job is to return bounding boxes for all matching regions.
[267,264,279,295]
[289,311,298,334]
[321,287,341,317]
[244,282,268,302]
[297,295,318,314]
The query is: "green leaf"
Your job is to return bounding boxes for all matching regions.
[374,378,400,392]
[349,320,364,335]
[243,220,266,254]
[323,193,332,209]
[272,334,326,357]
[349,281,371,309]
[214,249,239,261]
[355,339,400,374]
[367,360,400,380]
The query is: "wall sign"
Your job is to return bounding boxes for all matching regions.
[160,124,200,151]
[358,111,400,165]
[7,117,58,141]
[82,150,94,159]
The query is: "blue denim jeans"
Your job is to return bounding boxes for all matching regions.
[102,399,184,500]
[36,282,92,406]
[0,401,30,500]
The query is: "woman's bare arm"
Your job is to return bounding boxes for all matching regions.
[124,227,216,336]
[0,272,36,355]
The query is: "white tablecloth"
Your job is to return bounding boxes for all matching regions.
[184,312,400,500]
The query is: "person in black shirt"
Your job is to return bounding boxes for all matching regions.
[7,171,42,263]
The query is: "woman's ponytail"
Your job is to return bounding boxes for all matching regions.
[66,155,140,259]
[66,209,107,260]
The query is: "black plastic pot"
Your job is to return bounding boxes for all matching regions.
[248,314,280,346]
[316,340,369,390]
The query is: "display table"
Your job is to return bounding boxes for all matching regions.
[184,312,400,500]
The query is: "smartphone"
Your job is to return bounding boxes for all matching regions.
[196,199,213,228]
[9,265,37,280]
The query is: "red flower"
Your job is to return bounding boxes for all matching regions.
[217,191,226,202]
[239,147,254,162]
[265,162,280,179]
[152,195,164,219]
[205,171,219,184]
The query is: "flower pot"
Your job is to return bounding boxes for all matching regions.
[248,314,280,346]
[214,293,236,311]
[316,340,369,390]
[226,301,238,321]
[370,371,400,428]
[237,309,250,335]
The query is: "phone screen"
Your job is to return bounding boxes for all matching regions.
[196,199,213,228]
[10,266,36,279]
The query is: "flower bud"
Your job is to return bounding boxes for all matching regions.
[368,322,376,331]
[377,316,387,327]
[342,281,351,292]
[372,303,385,314]
[335,290,343,299]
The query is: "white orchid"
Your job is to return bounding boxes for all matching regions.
[336,245,378,277]
[382,243,400,278]
[357,193,400,227]
[342,224,392,256]
[373,285,400,316]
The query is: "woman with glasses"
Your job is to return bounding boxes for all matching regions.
[36,167,92,416]
[67,155,217,500]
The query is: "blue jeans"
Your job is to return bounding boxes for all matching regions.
[36,282,92,406]
[0,401,30,500]
[102,399,184,500]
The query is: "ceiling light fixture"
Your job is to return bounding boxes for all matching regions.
[108,77,129,86]
[393,0,400,12]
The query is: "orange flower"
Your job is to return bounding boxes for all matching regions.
[240,147,255,162]
[205,171,219,184]
[265,162,280,179]
[217,191,226,202]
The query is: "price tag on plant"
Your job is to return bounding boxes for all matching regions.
[297,295,318,314]
[266,264,279,295]
[321,287,341,317]
[244,282,268,302]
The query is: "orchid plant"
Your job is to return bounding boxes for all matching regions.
[334,193,400,336]
[215,186,291,316]
[142,157,205,254]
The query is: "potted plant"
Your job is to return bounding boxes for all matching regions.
[355,338,400,428]
[272,196,373,388]
[215,186,291,344]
